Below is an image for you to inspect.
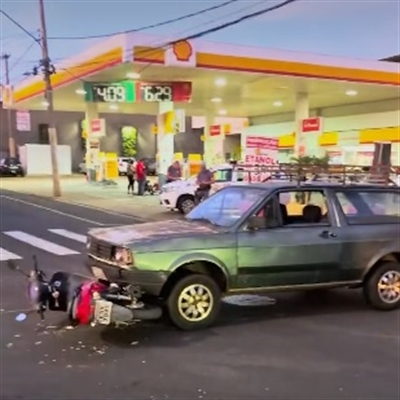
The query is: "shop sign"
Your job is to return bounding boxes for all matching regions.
[90,118,106,138]
[302,117,323,133]
[16,110,31,131]
[1,84,13,108]
[244,136,278,165]
[210,125,221,136]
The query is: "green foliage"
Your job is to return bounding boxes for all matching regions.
[121,126,138,157]
[291,155,330,166]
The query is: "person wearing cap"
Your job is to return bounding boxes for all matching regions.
[195,162,214,204]
[166,160,182,184]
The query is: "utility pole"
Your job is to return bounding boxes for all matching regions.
[38,0,61,197]
[1,54,16,158]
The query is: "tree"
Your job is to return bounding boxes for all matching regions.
[291,155,330,166]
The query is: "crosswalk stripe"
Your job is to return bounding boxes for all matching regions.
[3,231,80,256]
[0,247,22,261]
[48,229,87,243]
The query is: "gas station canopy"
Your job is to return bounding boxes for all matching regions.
[10,33,400,117]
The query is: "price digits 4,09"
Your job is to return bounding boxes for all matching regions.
[96,86,126,102]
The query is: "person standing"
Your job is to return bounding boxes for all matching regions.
[166,160,182,183]
[126,160,135,194]
[136,158,146,196]
[195,162,214,204]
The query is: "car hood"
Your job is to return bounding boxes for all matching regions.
[89,219,220,245]
[162,177,196,190]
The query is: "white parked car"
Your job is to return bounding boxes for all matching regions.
[118,157,135,175]
[159,164,247,214]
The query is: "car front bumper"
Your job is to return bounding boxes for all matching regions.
[86,256,170,297]
[159,192,176,209]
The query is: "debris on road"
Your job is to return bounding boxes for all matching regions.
[15,313,27,322]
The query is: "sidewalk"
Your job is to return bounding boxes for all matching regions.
[0,175,175,221]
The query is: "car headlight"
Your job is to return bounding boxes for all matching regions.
[113,247,133,265]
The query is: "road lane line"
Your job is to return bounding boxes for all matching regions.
[48,229,87,243]
[0,195,104,226]
[3,231,80,256]
[0,247,22,261]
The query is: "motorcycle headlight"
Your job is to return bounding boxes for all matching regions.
[113,247,133,265]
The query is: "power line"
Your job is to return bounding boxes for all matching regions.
[0,9,42,46]
[48,0,240,40]
[9,0,298,84]
[39,0,296,74]
[172,0,298,43]
[0,31,36,41]
[8,41,38,75]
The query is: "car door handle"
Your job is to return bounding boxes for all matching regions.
[320,230,337,238]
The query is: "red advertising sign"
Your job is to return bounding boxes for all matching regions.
[90,118,106,137]
[244,136,278,165]
[210,125,221,136]
[302,117,322,133]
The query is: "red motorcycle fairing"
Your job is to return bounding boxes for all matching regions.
[73,280,108,325]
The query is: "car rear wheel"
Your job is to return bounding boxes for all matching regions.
[363,262,400,311]
[177,195,195,214]
[167,274,222,330]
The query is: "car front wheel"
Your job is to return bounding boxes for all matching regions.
[167,274,222,331]
[363,262,400,311]
[177,195,195,214]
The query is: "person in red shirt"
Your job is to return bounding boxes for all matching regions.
[135,159,147,195]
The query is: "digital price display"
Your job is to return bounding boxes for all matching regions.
[83,81,192,103]
[138,82,192,103]
[84,81,136,103]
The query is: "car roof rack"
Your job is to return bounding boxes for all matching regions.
[231,163,399,187]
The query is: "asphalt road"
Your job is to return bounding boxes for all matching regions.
[1,191,399,399]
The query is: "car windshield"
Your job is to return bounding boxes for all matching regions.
[186,186,265,227]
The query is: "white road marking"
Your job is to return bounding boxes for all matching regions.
[0,247,22,261]
[3,231,80,256]
[0,195,104,226]
[48,229,87,243]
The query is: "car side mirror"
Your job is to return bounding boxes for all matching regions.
[246,216,265,231]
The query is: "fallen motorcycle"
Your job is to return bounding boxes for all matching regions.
[8,257,162,327]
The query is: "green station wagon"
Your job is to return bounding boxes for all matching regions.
[86,182,400,330]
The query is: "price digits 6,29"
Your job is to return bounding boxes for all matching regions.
[142,85,173,102]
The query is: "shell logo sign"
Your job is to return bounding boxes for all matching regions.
[172,41,193,62]
[166,40,196,67]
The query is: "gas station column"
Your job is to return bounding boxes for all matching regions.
[203,112,225,167]
[85,103,100,181]
[294,92,309,156]
[157,101,175,185]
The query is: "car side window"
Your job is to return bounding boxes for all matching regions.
[278,190,330,226]
[336,190,400,224]
[247,189,330,229]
